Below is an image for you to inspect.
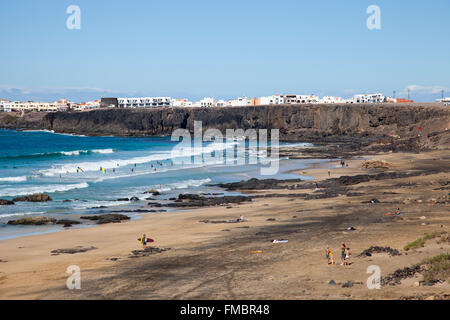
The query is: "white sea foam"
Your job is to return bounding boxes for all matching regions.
[0,182,89,197]
[0,211,45,218]
[23,129,55,133]
[40,142,238,176]
[280,142,314,148]
[125,178,212,196]
[0,176,27,182]
[25,148,115,158]
[161,178,211,191]
[60,150,82,156]
[159,178,212,192]
[52,132,87,137]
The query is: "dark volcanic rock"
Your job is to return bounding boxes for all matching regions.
[80,214,130,224]
[342,281,354,288]
[116,198,130,201]
[130,196,140,201]
[113,209,167,213]
[51,246,97,255]
[144,189,160,196]
[0,199,14,205]
[3,104,449,152]
[8,217,56,225]
[381,265,422,286]
[168,194,252,207]
[129,247,170,258]
[55,219,81,227]
[12,193,52,202]
[358,246,401,257]
[217,178,303,191]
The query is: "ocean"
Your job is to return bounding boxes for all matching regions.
[0,129,316,240]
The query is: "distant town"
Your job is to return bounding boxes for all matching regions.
[0,93,449,113]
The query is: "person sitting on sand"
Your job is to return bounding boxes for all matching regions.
[395,208,401,215]
[344,247,351,266]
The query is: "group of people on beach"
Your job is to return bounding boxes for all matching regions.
[325,243,351,266]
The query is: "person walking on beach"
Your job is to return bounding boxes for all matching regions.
[344,247,351,266]
[140,234,147,248]
[340,243,346,265]
[325,247,334,265]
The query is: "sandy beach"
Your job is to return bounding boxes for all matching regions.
[0,149,449,300]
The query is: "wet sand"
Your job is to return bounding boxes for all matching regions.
[0,150,449,299]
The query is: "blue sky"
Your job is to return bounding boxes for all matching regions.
[0,0,449,102]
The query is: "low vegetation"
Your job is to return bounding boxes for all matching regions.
[403,232,446,251]
[420,254,450,281]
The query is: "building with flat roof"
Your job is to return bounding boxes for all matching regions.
[282,94,320,104]
[117,97,171,108]
[100,97,119,108]
[353,93,386,103]
[252,95,284,106]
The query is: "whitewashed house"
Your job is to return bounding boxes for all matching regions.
[252,95,284,105]
[228,97,251,107]
[118,97,172,108]
[199,97,216,108]
[353,93,385,103]
[282,94,320,104]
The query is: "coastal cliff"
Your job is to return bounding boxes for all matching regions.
[1,103,449,150]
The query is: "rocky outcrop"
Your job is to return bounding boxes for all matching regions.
[129,247,170,258]
[2,103,449,149]
[0,199,14,205]
[168,194,252,207]
[8,217,56,225]
[12,193,52,202]
[80,214,130,224]
[51,246,97,255]
[358,246,401,257]
[217,178,303,190]
[55,219,82,228]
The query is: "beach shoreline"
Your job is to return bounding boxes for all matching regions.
[1,148,449,299]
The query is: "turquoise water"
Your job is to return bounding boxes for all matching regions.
[0,129,315,240]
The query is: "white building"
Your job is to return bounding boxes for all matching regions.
[199,97,216,108]
[215,99,228,107]
[253,95,284,105]
[72,100,100,111]
[172,99,192,107]
[282,94,320,104]
[436,97,450,106]
[0,101,67,112]
[0,99,11,112]
[353,93,385,103]
[228,97,252,107]
[118,97,172,108]
[319,96,347,104]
